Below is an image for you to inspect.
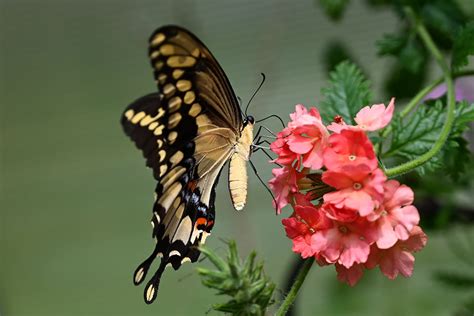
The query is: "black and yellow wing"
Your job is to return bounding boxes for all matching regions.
[121,25,243,304]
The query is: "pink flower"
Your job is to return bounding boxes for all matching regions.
[327,98,395,133]
[354,98,395,131]
[293,192,314,207]
[271,99,427,286]
[282,205,329,238]
[271,105,329,169]
[366,226,427,279]
[311,218,377,268]
[286,124,328,170]
[336,263,365,286]
[270,128,297,166]
[288,104,323,128]
[269,167,304,214]
[282,205,332,258]
[322,166,386,216]
[323,129,377,172]
[322,203,358,223]
[292,235,315,258]
[370,180,420,249]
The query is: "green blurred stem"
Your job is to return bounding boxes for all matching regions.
[384,7,456,178]
[275,257,314,316]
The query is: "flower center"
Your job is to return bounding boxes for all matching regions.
[381,210,388,216]
[348,155,356,161]
[338,225,348,234]
[359,124,367,130]
[353,182,362,190]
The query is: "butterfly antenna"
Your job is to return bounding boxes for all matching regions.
[245,73,266,117]
[256,114,286,128]
[248,159,276,206]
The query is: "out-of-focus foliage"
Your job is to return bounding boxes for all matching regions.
[452,21,474,70]
[433,227,474,316]
[367,0,469,98]
[454,297,474,316]
[377,33,426,74]
[321,42,362,75]
[435,271,474,289]
[318,0,350,21]
[197,241,275,315]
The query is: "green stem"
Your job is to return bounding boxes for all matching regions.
[384,7,456,178]
[380,69,474,139]
[276,257,314,316]
[401,70,474,117]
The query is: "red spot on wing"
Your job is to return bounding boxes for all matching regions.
[187,180,198,191]
[196,217,207,230]
[206,220,214,231]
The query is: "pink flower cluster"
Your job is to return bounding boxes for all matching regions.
[269,99,428,285]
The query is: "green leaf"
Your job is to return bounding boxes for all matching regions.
[376,33,407,56]
[320,61,372,124]
[383,101,474,178]
[451,21,474,70]
[198,246,228,271]
[318,0,350,20]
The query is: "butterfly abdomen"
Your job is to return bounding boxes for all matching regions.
[228,122,253,211]
[228,153,248,211]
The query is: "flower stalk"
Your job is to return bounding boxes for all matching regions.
[276,257,315,316]
[384,7,456,178]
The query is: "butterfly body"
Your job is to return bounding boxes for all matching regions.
[121,25,253,304]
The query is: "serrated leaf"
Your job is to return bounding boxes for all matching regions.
[383,101,474,177]
[318,0,350,20]
[452,21,474,70]
[198,240,275,315]
[320,61,372,124]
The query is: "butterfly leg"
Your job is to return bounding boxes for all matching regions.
[253,125,276,143]
[248,159,276,205]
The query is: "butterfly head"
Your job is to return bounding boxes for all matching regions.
[243,115,255,126]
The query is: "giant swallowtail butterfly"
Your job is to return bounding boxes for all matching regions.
[121,25,255,304]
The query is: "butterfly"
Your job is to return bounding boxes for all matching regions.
[121,25,257,304]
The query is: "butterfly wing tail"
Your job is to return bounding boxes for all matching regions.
[132,245,167,304]
[143,260,167,304]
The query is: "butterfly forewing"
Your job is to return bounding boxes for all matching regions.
[121,25,245,304]
[149,26,243,133]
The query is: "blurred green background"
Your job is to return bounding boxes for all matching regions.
[2,1,474,315]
